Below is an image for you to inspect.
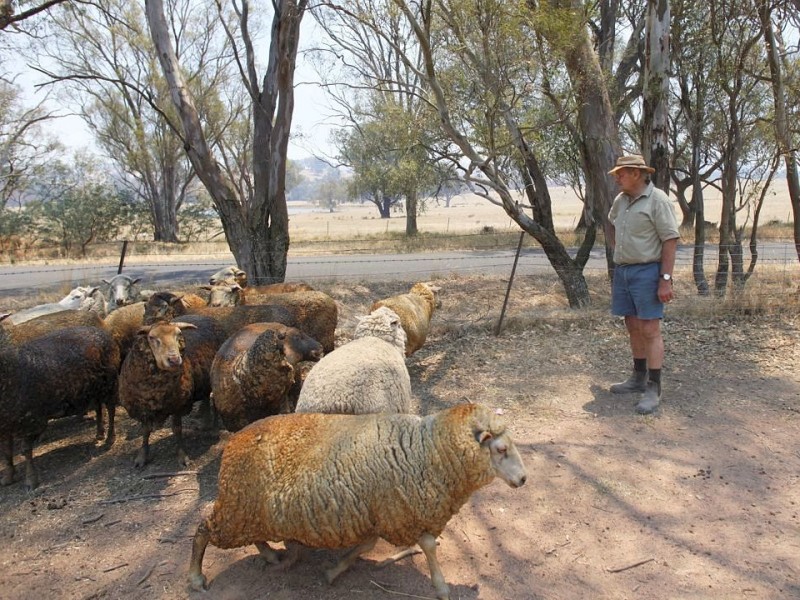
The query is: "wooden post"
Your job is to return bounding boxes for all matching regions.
[117,240,129,274]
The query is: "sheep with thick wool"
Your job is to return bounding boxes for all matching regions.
[118,315,227,467]
[182,291,337,353]
[187,403,527,599]
[295,306,411,415]
[204,282,315,307]
[0,322,120,489]
[211,323,324,431]
[370,282,441,356]
[3,309,106,344]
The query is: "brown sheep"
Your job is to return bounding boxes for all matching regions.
[203,282,315,307]
[0,324,120,489]
[2,309,105,345]
[370,282,441,356]
[210,323,323,432]
[118,315,227,467]
[187,403,527,599]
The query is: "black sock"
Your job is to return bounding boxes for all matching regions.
[634,358,647,373]
[649,369,661,384]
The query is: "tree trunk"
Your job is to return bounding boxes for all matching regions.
[643,0,670,192]
[555,5,622,278]
[405,190,418,236]
[759,1,800,262]
[145,0,305,284]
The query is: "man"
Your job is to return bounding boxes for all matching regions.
[607,154,680,414]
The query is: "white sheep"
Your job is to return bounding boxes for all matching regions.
[187,403,528,599]
[208,266,248,287]
[59,286,107,316]
[294,306,411,415]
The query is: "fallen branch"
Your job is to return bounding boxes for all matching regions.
[102,562,128,573]
[81,513,104,525]
[369,580,436,599]
[99,488,198,505]
[141,471,198,480]
[137,562,158,586]
[606,557,655,573]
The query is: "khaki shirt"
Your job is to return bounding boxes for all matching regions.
[609,182,680,265]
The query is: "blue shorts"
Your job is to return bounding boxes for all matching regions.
[611,262,664,319]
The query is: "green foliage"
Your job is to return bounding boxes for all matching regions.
[34,158,126,257]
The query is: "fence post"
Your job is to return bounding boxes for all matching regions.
[494,231,526,336]
[117,240,129,274]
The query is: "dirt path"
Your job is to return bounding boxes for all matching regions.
[1,275,799,600]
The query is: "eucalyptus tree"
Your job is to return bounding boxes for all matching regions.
[32,0,242,243]
[706,0,773,295]
[146,0,307,283]
[313,0,441,235]
[0,79,60,249]
[643,0,670,190]
[758,0,800,262]
[0,0,69,30]
[333,98,441,233]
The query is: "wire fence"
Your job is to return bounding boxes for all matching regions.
[1,236,798,313]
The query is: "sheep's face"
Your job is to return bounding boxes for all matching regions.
[58,286,91,309]
[209,266,247,288]
[207,284,242,307]
[477,426,527,489]
[143,322,196,371]
[104,275,141,309]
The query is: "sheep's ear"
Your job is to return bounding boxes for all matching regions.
[0,313,10,323]
[136,326,153,335]
[476,430,493,445]
[102,279,110,285]
[132,278,142,285]
[232,283,242,291]
[89,287,100,295]
[199,285,212,290]
[173,322,198,331]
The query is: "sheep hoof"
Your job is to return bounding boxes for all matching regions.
[188,572,208,591]
[133,450,148,468]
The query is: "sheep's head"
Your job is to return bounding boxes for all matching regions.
[356,306,407,351]
[137,322,197,371]
[209,266,247,288]
[205,284,243,307]
[144,292,186,324]
[471,406,527,489]
[103,275,142,310]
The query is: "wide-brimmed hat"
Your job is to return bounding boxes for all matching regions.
[608,154,656,175]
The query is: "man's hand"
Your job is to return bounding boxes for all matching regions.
[658,279,674,303]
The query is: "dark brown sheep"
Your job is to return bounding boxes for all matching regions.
[210,323,324,432]
[0,324,120,489]
[118,314,227,468]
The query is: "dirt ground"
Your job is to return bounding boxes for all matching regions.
[1,274,800,600]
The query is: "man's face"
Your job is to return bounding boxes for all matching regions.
[613,167,644,196]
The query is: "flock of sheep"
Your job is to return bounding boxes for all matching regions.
[0,267,527,600]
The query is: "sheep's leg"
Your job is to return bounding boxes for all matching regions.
[103,401,116,447]
[21,434,39,490]
[1,434,14,486]
[94,404,105,441]
[172,415,189,468]
[134,423,151,468]
[377,545,422,567]
[188,519,211,590]
[254,542,281,565]
[270,541,307,571]
[198,396,213,430]
[325,537,377,584]
[418,533,450,600]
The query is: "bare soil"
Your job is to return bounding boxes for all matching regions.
[2,274,800,600]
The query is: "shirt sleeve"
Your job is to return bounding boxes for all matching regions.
[653,194,681,242]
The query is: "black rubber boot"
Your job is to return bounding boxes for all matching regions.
[635,381,662,414]
[610,370,648,394]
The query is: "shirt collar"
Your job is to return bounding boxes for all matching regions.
[627,181,653,204]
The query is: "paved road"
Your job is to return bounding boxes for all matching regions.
[0,243,796,297]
